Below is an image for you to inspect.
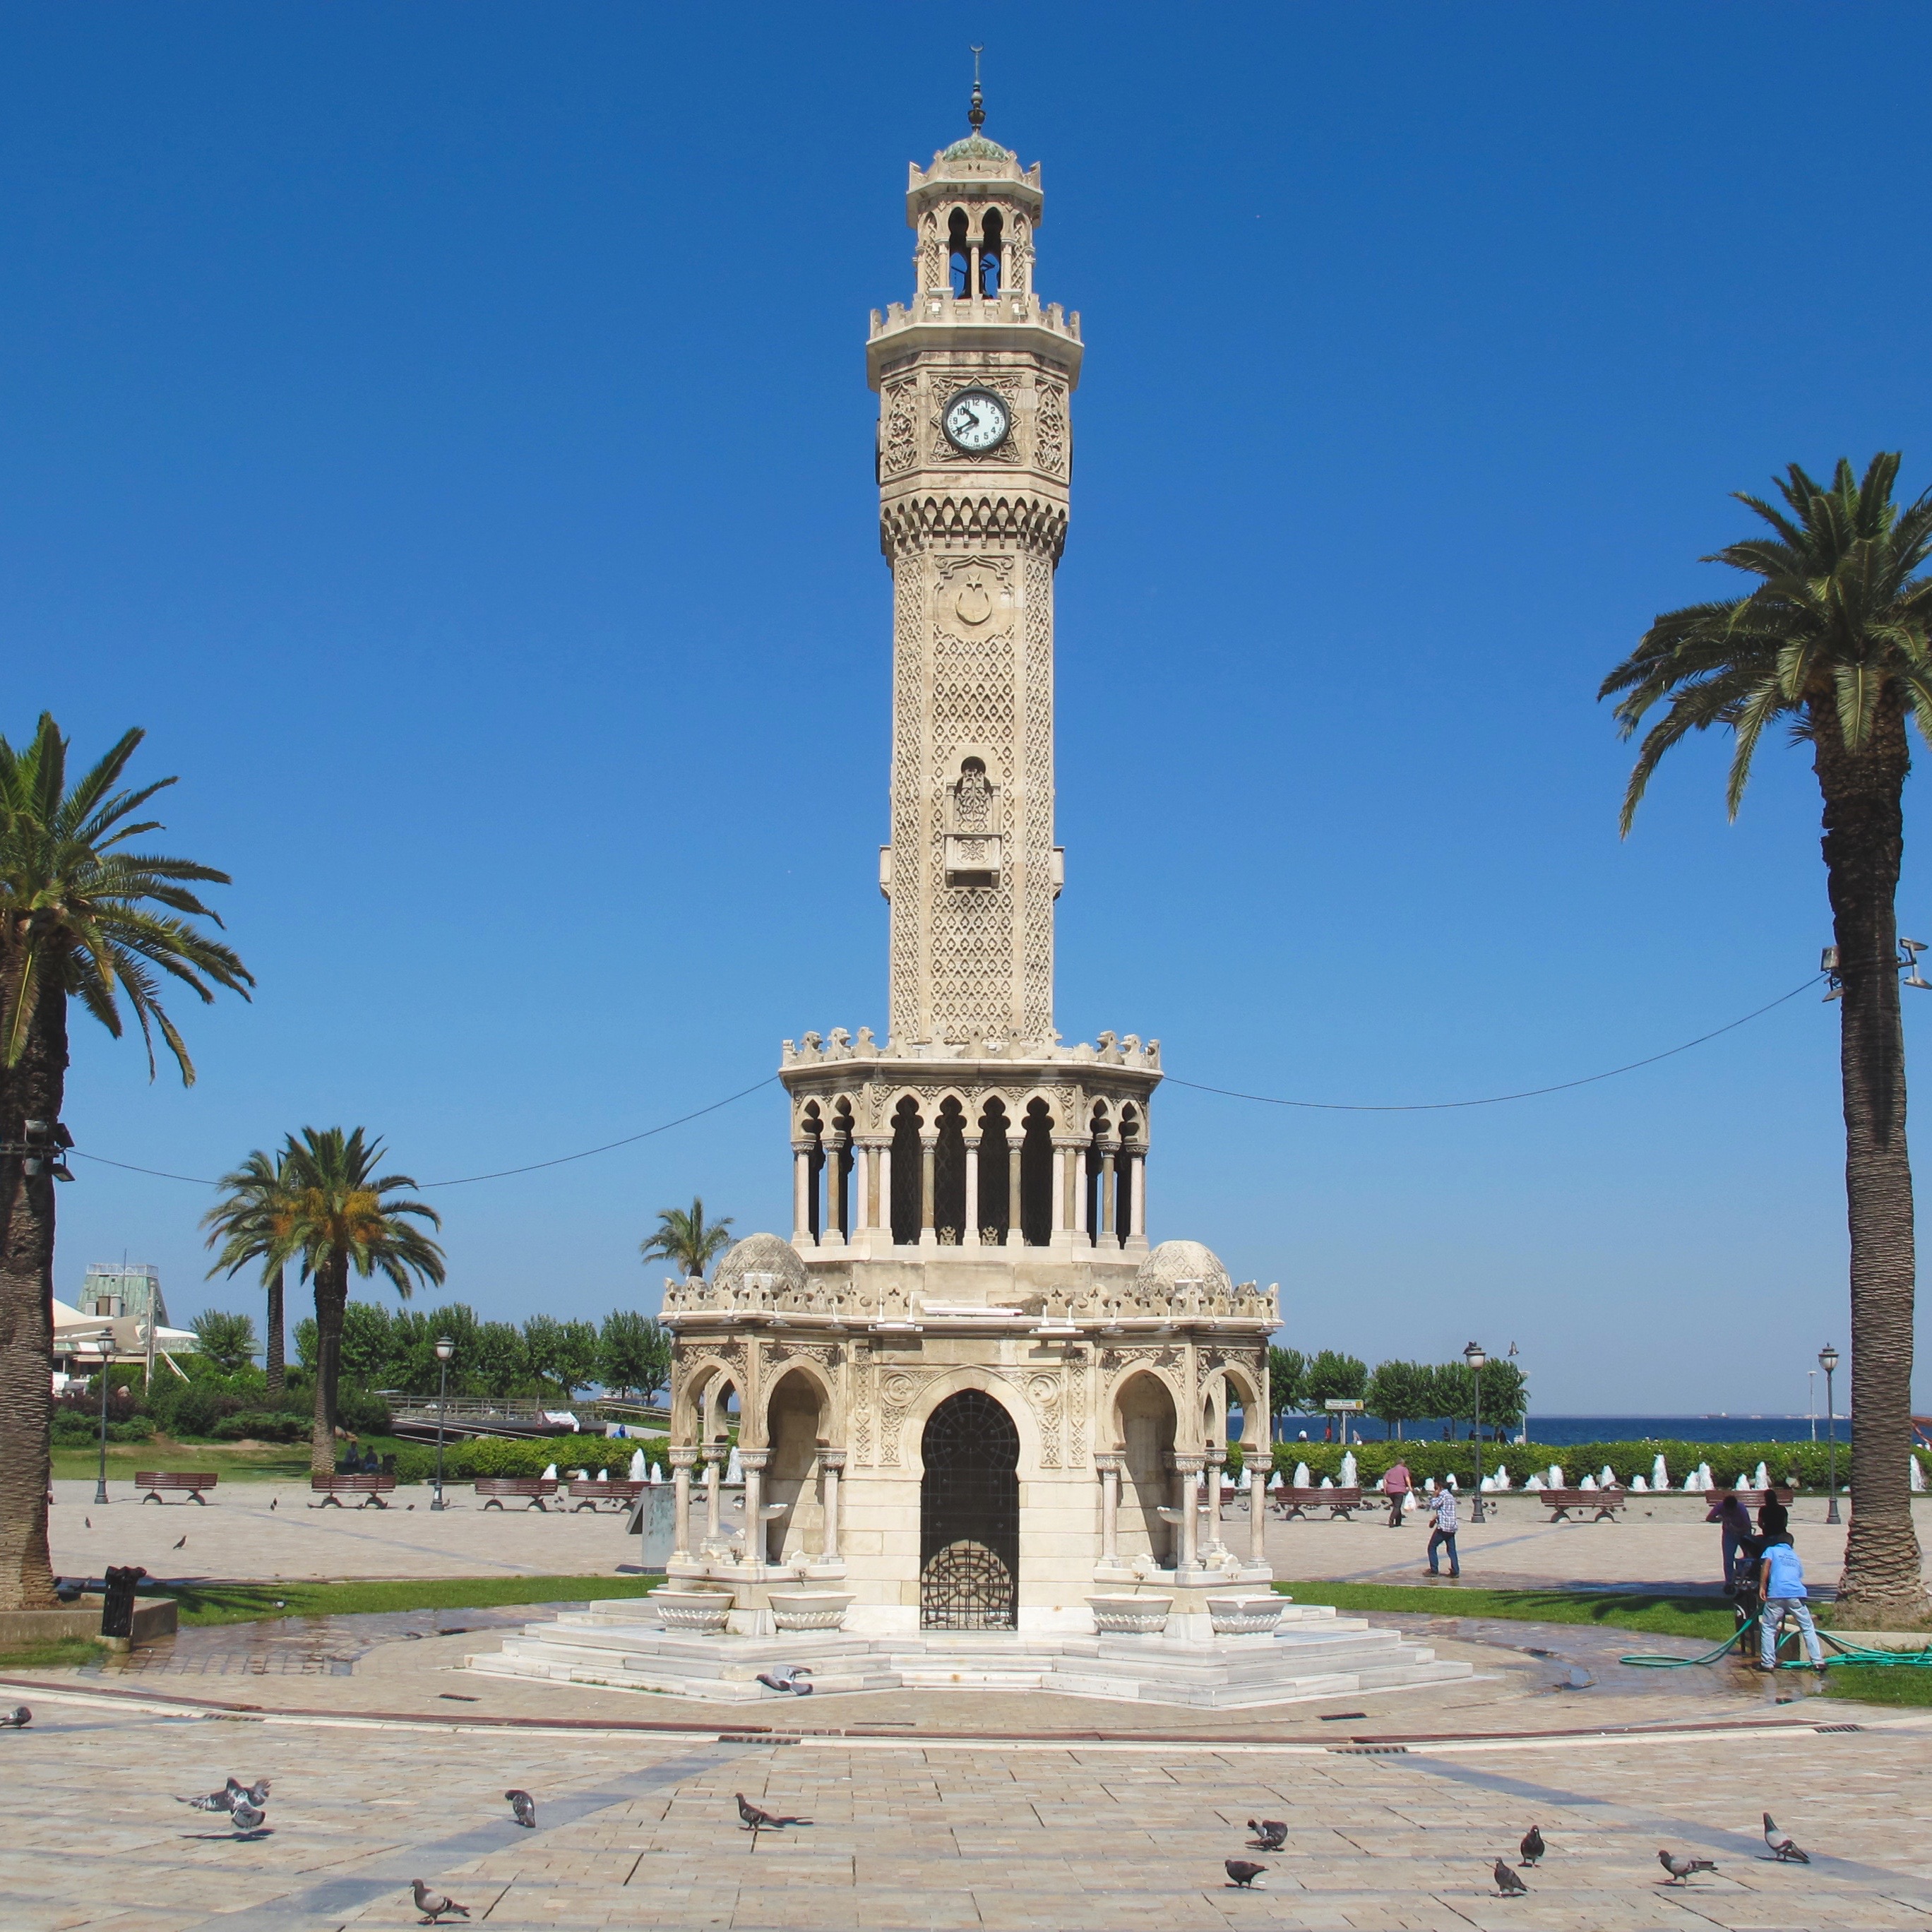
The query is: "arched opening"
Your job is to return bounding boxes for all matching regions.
[919,1389,1020,1629]
[934,1096,967,1243]
[977,1097,1010,1244]
[948,206,972,297]
[801,1103,823,1244]
[1116,1106,1140,1241]
[1020,1099,1054,1246]
[827,1102,854,1239]
[890,1096,924,1246]
[1116,1372,1178,1568]
[764,1367,828,1566]
[1085,1103,1110,1247]
[978,208,1003,294]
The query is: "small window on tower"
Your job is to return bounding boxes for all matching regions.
[948,208,972,298]
[979,209,1003,295]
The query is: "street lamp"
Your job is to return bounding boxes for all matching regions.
[90,1334,114,1505]
[1819,1344,1840,1525]
[431,1336,455,1512]
[1464,1342,1487,1525]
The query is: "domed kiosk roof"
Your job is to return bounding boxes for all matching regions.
[710,1232,810,1296]
[1134,1239,1234,1299]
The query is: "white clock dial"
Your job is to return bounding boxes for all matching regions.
[943,388,1010,454]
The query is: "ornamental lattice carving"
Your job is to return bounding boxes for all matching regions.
[1035,382,1067,478]
[1067,1352,1088,1467]
[883,378,918,477]
[919,213,943,292]
[1022,546,1055,1039]
[889,558,925,1041]
[1024,1369,1063,1469]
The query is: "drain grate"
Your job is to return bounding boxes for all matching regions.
[1330,1743,1409,1755]
[1814,1722,1864,1732]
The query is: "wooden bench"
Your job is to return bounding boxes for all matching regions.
[1536,1486,1627,1522]
[566,1478,647,1513]
[1273,1485,1366,1521]
[308,1472,398,1509]
[134,1471,217,1505]
[1710,1486,1796,1509]
[475,1477,561,1512]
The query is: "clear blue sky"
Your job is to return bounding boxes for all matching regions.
[10,4,1932,1414]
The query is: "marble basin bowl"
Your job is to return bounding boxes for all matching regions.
[768,1590,855,1633]
[652,1587,734,1635]
[1087,1593,1173,1635]
[1206,1594,1284,1635]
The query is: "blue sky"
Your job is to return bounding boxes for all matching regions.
[9,4,1932,1414]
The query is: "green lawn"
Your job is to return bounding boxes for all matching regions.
[1825,1662,1932,1705]
[1278,1580,1742,1643]
[51,1436,412,1484]
[0,1637,105,1671]
[155,1573,655,1628]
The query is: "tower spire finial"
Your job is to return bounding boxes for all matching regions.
[967,45,985,133]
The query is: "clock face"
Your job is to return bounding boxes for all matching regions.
[942,387,1010,454]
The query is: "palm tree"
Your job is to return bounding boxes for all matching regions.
[1602,453,1932,1626]
[639,1195,734,1280]
[201,1147,295,1393]
[0,715,251,1611]
[278,1126,445,1476]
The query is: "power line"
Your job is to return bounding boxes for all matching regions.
[1164,975,1825,1113]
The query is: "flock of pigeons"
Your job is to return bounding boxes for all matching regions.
[1224,1815,1814,1894]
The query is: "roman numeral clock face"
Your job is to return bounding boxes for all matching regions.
[942,387,1010,454]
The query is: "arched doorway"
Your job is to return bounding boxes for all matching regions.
[919,1389,1020,1630]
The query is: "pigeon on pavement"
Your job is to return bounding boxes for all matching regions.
[1763,1814,1811,1863]
[172,1536,187,1549]
[755,1666,813,1695]
[506,1789,536,1829]
[1224,1859,1268,1888]
[1493,1859,1528,1895]
[1246,1818,1287,1850]
[1519,1825,1545,1867]
[736,1793,809,1831]
[270,1498,278,1511]
[229,1800,268,1835]
[227,1777,270,1807]
[0,1706,30,1729]
[410,1878,470,1923]
[179,1789,237,1813]
[1658,1849,1717,1885]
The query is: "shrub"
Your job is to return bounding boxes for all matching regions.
[211,1412,307,1443]
[1267,1437,1845,1491]
[388,1433,670,1484]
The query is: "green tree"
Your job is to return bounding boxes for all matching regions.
[278,1126,446,1476]
[1266,1346,1306,1429]
[200,1147,294,1394]
[338,1301,399,1385]
[1601,454,1932,1624]
[600,1309,672,1402]
[0,715,251,1609]
[1302,1349,1368,1416]
[390,1304,482,1395]
[1475,1358,1527,1436]
[1426,1361,1474,1437]
[189,1308,258,1375]
[639,1195,734,1280]
[468,1320,527,1399]
[1364,1359,1433,1440]
[523,1313,600,1398]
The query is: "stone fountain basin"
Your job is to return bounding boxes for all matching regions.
[651,1587,735,1635]
[1087,1593,1172,1635]
[1205,1594,1285,1635]
[768,1590,855,1633]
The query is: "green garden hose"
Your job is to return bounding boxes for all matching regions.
[1618,1616,1932,1669]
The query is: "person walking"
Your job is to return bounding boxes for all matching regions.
[1383,1457,1412,1529]
[1425,1482,1460,1578]
[1708,1492,1754,1592]
[1756,1537,1825,1676]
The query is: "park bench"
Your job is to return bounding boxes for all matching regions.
[308,1472,398,1509]
[566,1478,647,1513]
[1712,1486,1796,1509]
[475,1477,561,1512]
[1273,1485,1365,1521]
[1536,1486,1627,1522]
[134,1471,217,1505]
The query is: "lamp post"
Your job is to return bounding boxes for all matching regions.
[431,1336,455,1512]
[90,1334,113,1506]
[1819,1344,1840,1525]
[1464,1342,1487,1525]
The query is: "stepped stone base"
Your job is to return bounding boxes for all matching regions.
[464,1599,1472,1711]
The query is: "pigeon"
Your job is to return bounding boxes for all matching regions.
[1493,1859,1528,1895]
[1246,1818,1287,1851]
[1763,1813,1810,1864]
[179,1788,238,1813]
[410,1878,470,1923]
[1658,1849,1717,1885]
[229,1799,268,1835]
[756,1666,813,1695]
[84,1517,90,1529]
[506,1789,536,1829]
[1224,1859,1268,1888]
[0,1706,29,1729]
[227,1777,270,1807]
[270,1497,277,1510]
[735,1792,809,1831]
[172,1535,187,1549]
[1519,1825,1544,1867]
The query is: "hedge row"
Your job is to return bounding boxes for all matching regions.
[388,1434,671,1484]
[1261,1438,1887,1491]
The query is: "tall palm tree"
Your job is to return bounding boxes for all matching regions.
[638,1195,734,1280]
[201,1147,294,1392]
[0,715,251,1611]
[1602,453,1932,1626]
[278,1126,445,1476]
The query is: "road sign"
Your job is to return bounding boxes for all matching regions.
[1323,1399,1364,1412]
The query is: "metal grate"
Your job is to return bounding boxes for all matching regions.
[920,1390,1020,1629]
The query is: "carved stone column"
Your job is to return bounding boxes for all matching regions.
[821,1132,847,1247]
[919,1130,938,1247]
[739,1448,769,1566]
[1007,1142,1022,1246]
[857,1140,877,1232]
[1097,1137,1119,1246]
[1126,1149,1150,1253]
[818,1448,845,1561]
[792,1142,813,1246]
[670,1446,698,1562]
[1094,1452,1121,1566]
[1171,1453,1203,1571]
[1201,1444,1226,1557]
[702,1442,727,1549]
[878,1142,893,1244]
[962,1133,981,1249]
[1248,1450,1270,1566]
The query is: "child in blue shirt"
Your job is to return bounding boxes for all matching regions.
[1758,1538,1825,1673]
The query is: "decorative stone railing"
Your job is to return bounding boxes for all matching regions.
[662,1274,1277,1330]
[780,1028,1159,1071]
[869,290,1080,342]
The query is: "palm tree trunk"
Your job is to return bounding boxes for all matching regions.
[265,1263,285,1394]
[310,1257,347,1479]
[1815,702,1930,1625]
[0,992,68,1611]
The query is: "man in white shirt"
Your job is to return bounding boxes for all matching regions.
[1425,1484,1460,1578]
[1758,1539,1825,1674]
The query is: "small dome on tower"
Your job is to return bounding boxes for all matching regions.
[1135,1239,1234,1298]
[711,1232,811,1296]
[937,130,1017,166]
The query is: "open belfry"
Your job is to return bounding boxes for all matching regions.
[478,87,1465,1703]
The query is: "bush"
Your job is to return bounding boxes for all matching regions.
[51,1412,155,1444]
[1266,1437,1851,1491]
[211,1412,307,1443]
[388,1433,670,1484]
[334,1384,394,1436]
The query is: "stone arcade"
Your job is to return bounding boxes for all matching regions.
[473,93,1466,1707]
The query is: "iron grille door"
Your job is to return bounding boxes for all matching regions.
[919,1389,1020,1629]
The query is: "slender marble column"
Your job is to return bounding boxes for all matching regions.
[818,1449,845,1561]
[1095,1454,1121,1566]
[670,1447,697,1562]
[1202,1446,1226,1555]
[1248,1451,1270,1566]
[821,1135,846,1246]
[701,1443,727,1549]
[962,1135,981,1248]
[792,1143,813,1246]
[1173,1455,1204,1571]
[1007,1143,1022,1246]
[919,1131,938,1246]
[738,1448,769,1566]
[857,1141,876,1231]
[877,1143,893,1244]
[1127,1150,1149,1251]
[1099,1141,1118,1244]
